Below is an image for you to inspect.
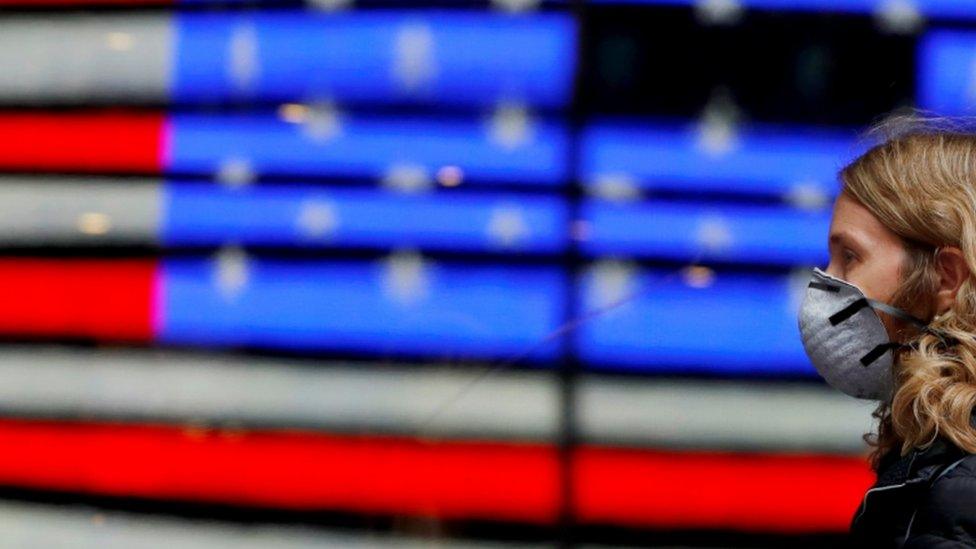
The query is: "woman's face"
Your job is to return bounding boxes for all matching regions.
[825,191,908,306]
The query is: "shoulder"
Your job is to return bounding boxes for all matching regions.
[928,455,976,509]
[904,454,976,548]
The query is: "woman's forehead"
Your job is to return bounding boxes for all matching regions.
[829,192,899,249]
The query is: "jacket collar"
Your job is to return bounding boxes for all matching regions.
[874,410,976,489]
[874,436,967,489]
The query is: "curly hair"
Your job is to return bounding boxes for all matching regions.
[840,112,976,468]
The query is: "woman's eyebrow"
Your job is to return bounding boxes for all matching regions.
[829,229,867,252]
[828,231,847,248]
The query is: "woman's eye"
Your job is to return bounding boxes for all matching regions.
[843,249,857,264]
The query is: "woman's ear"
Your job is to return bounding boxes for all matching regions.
[935,246,970,315]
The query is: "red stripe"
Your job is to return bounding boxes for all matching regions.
[575,446,872,532]
[0,112,164,173]
[0,260,156,341]
[0,420,560,522]
[0,0,170,3]
[0,419,871,531]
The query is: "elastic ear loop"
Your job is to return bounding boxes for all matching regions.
[816,266,960,350]
[870,301,960,350]
[867,299,928,329]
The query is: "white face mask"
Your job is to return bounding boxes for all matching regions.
[797,268,929,400]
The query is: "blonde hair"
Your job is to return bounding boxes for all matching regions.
[840,112,976,467]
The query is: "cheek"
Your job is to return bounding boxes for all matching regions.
[847,264,905,341]
[854,250,906,304]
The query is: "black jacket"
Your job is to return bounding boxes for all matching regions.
[850,436,976,547]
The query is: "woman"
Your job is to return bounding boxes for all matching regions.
[797,116,976,547]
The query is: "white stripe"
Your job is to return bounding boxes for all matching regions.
[0,501,541,549]
[0,15,171,104]
[579,377,876,453]
[0,346,556,440]
[0,346,873,453]
[0,177,161,244]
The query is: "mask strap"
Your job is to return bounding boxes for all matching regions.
[861,342,903,366]
[866,299,928,329]
[812,268,960,350]
[867,300,961,350]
